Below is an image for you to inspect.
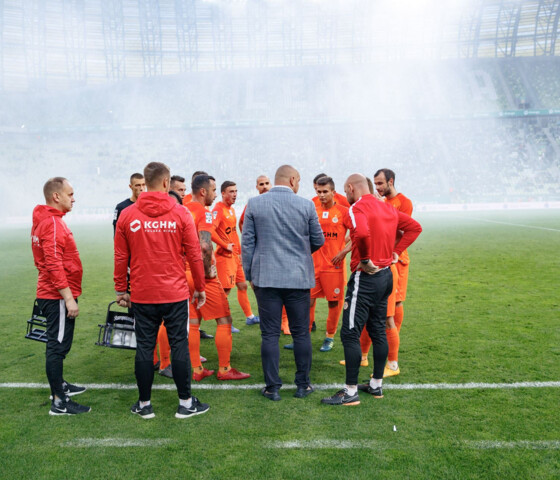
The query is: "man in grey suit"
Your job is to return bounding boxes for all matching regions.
[242,165,325,401]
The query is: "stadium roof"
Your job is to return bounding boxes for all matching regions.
[1,0,559,92]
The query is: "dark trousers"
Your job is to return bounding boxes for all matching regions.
[340,268,393,385]
[132,300,191,401]
[254,287,312,391]
[38,298,76,400]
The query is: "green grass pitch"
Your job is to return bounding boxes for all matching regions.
[0,209,559,479]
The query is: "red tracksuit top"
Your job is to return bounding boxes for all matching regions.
[31,205,83,299]
[114,191,205,304]
[346,194,422,272]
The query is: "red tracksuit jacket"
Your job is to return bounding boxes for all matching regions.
[346,194,422,271]
[31,205,83,299]
[114,191,205,304]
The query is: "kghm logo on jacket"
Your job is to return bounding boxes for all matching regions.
[130,219,177,233]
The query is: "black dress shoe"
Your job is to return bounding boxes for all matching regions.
[294,385,315,398]
[261,387,281,401]
[311,321,317,332]
[200,329,214,339]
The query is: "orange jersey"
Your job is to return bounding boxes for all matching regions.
[312,192,350,208]
[182,193,193,207]
[212,201,240,256]
[185,201,214,234]
[313,203,348,271]
[386,193,413,265]
[184,201,215,272]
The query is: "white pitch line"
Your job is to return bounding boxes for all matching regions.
[464,440,560,450]
[1,381,559,391]
[469,217,560,232]
[61,438,171,448]
[268,440,380,449]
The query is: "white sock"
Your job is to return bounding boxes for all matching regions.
[179,398,193,408]
[387,361,398,370]
[139,400,151,408]
[248,315,255,319]
[370,378,383,389]
[345,385,358,396]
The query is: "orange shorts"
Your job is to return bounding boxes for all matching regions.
[215,254,246,289]
[186,272,231,320]
[311,269,345,301]
[396,261,409,303]
[386,264,399,317]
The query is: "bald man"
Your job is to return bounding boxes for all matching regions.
[238,174,271,234]
[242,165,324,401]
[321,174,422,406]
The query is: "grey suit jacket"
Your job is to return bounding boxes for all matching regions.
[242,186,324,289]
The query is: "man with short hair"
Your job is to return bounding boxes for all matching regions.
[308,176,349,353]
[185,175,251,382]
[321,174,421,406]
[311,173,350,208]
[182,171,208,207]
[113,173,145,234]
[242,165,324,401]
[182,171,213,340]
[114,162,209,419]
[169,175,187,204]
[373,168,414,378]
[213,181,259,326]
[32,177,90,415]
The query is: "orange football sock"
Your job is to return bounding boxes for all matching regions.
[326,302,343,337]
[360,328,372,358]
[395,304,404,332]
[189,323,202,368]
[215,324,232,368]
[158,324,171,369]
[237,289,253,317]
[281,308,290,334]
[386,327,400,362]
[309,303,316,332]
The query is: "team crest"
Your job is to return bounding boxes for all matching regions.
[322,211,329,219]
[332,216,338,223]
[334,288,340,294]
[205,212,213,223]
[213,211,218,219]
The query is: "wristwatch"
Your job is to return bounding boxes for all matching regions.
[360,259,370,265]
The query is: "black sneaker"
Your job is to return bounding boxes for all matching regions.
[357,383,383,398]
[131,401,155,419]
[175,396,210,419]
[200,329,214,339]
[311,321,317,332]
[49,381,86,400]
[321,388,360,406]
[49,396,91,416]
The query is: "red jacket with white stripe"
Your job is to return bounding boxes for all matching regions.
[346,194,422,272]
[114,191,205,304]
[31,205,83,299]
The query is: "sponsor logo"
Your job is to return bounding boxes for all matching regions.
[332,216,338,223]
[130,219,177,232]
[213,211,218,219]
[130,219,141,232]
[205,212,213,224]
[322,211,329,219]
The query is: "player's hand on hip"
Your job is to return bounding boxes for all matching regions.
[358,260,381,275]
[192,290,206,309]
[391,252,399,264]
